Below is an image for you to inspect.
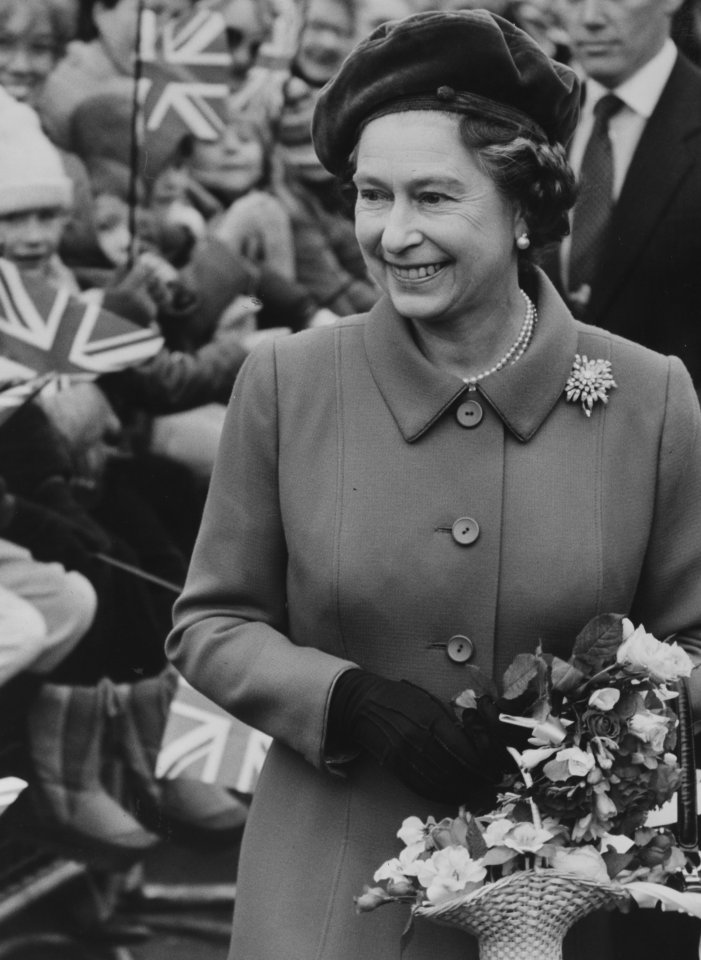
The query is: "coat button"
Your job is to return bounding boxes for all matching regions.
[446,635,474,663]
[452,517,480,545]
[456,399,483,428]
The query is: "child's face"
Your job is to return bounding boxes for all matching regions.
[0,206,67,272]
[0,1,60,107]
[189,119,265,200]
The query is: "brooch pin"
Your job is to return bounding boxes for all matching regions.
[564,354,617,417]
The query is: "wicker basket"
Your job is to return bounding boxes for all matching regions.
[415,869,632,960]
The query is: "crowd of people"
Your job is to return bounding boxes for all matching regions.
[1,0,701,955]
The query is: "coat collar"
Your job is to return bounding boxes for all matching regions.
[363,267,578,443]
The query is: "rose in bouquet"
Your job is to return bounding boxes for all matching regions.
[356,615,701,955]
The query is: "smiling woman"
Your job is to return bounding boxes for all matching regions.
[167,10,701,960]
[352,112,531,373]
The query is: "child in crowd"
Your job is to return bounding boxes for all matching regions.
[0,104,249,864]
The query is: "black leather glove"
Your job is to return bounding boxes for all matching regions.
[328,669,500,806]
[460,694,533,776]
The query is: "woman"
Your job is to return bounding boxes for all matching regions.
[167,10,701,960]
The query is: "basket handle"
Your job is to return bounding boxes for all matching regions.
[676,677,698,851]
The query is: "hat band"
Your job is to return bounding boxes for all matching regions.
[359,88,547,143]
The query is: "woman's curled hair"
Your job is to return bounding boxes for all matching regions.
[457,112,577,255]
[340,109,577,253]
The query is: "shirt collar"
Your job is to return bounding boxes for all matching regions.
[587,39,677,119]
[363,268,579,443]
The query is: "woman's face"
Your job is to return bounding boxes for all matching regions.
[353,111,523,328]
[0,0,60,106]
[188,119,265,200]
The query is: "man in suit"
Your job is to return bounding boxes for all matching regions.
[552,0,701,386]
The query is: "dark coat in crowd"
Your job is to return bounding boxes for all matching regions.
[167,270,701,960]
[546,54,701,386]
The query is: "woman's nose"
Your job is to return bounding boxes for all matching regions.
[581,0,607,28]
[381,202,422,254]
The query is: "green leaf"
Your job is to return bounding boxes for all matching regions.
[400,909,416,954]
[572,614,625,673]
[462,811,488,860]
[551,656,587,693]
[482,846,518,865]
[602,847,637,878]
[502,653,541,700]
[531,695,553,722]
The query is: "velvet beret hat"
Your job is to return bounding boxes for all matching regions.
[312,9,581,176]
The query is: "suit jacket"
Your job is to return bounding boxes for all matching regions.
[167,269,701,960]
[546,54,701,385]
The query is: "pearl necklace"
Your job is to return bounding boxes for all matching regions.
[462,290,538,390]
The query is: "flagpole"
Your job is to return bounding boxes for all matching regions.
[94,552,183,595]
[271,0,313,140]
[127,0,147,272]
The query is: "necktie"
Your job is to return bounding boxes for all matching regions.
[568,94,623,301]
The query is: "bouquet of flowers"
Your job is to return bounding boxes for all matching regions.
[356,615,701,960]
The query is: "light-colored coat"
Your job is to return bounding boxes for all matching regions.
[167,270,701,960]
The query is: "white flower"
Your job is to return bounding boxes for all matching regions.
[414,846,486,905]
[397,816,427,847]
[617,620,693,682]
[374,858,405,884]
[558,746,596,777]
[373,844,424,884]
[502,821,553,854]
[628,707,672,753]
[593,790,617,821]
[482,818,514,847]
[599,833,635,854]
[588,688,621,711]
[517,747,560,770]
[550,846,610,884]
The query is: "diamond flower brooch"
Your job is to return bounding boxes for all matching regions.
[564,354,617,417]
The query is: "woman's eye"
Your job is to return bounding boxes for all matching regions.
[357,188,388,203]
[419,192,448,205]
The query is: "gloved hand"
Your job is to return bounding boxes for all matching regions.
[327,669,501,806]
[460,694,533,775]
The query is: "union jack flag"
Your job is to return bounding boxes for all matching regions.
[0,371,54,428]
[0,258,164,381]
[156,677,271,794]
[140,6,231,144]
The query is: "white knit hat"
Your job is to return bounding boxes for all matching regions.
[0,90,73,216]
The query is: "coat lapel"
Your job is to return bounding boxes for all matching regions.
[588,56,701,320]
[363,268,578,444]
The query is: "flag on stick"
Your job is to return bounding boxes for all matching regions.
[140,6,231,144]
[0,259,163,380]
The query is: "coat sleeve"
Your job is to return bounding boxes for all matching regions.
[630,356,701,668]
[166,339,357,768]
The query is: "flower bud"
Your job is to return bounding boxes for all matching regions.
[387,877,415,897]
[354,886,392,912]
[638,833,674,867]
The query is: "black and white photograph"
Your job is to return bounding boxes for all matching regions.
[1,1,701,958]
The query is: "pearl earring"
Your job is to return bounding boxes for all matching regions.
[516,233,531,250]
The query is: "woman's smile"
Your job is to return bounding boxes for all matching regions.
[386,261,449,282]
